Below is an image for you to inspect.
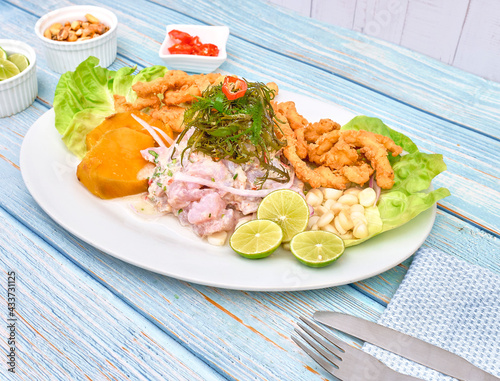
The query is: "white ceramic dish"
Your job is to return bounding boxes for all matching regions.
[34,5,117,74]
[0,40,38,118]
[159,25,229,73]
[20,91,436,291]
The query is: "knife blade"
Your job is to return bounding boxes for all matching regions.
[313,311,499,381]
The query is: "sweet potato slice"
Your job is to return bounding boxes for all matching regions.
[77,127,155,199]
[86,111,173,151]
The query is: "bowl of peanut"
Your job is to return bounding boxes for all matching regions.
[34,6,118,74]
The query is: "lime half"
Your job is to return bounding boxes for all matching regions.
[257,189,309,242]
[0,59,20,81]
[230,219,283,259]
[8,53,29,72]
[290,231,345,267]
[0,47,7,60]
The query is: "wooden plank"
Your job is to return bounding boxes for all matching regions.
[453,0,500,82]
[352,0,409,44]
[0,211,224,381]
[399,0,469,64]
[311,0,357,30]
[268,0,312,17]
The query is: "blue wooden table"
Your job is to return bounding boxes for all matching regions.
[1,0,499,380]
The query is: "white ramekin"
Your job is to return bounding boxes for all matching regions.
[159,25,229,73]
[0,40,38,118]
[34,5,118,74]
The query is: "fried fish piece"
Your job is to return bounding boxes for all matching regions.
[275,111,349,189]
[304,118,341,143]
[113,70,225,134]
[150,105,186,133]
[272,101,309,159]
[340,130,403,189]
[274,99,402,189]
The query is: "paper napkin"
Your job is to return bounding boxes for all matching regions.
[363,247,500,380]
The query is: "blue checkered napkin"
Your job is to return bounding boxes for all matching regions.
[363,247,500,380]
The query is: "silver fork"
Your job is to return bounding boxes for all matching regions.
[292,317,421,381]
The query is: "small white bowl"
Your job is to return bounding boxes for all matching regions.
[0,40,38,118]
[159,25,229,73]
[34,5,118,74]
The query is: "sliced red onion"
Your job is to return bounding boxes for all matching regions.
[152,126,174,146]
[173,171,295,198]
[131,113,167,148]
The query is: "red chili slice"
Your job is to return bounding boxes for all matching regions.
[168,43,194,55]
[168,29,193,44]
[167,30,220,56]
[222,76,248,100]
[195,43,219,57]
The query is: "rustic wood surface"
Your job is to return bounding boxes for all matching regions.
[1,0,498,380]
[269,0,500,82]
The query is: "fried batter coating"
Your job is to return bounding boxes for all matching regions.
[275,111,349,189]
[340,162,374,185]
[272,100,402,189]
[304,118,341,143]
[112,70,225,134]
[266,82,279,97]
[150,105,186,133]
[274,101,308,131]
[340,130,402,189]
[273,101,309,158]
[132,71,223,106]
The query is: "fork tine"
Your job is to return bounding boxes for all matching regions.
[291,335,341,379]
[296,322,344,361]
[295,324,342,363]
[300,316,355,356]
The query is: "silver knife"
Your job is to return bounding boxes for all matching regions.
[314,311,499,381]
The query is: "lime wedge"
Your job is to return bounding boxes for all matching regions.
[290,231,345,267]
[257,189,309,242]
[8,53,29,72]
[0,59,20,81]
[230,219,283,259]
[0,47,7,60]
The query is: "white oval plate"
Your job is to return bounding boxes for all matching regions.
[20,91,435,291]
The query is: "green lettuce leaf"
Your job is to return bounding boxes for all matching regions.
[377,152,450,231]
[53,56,168,158]
[340,116,450,247]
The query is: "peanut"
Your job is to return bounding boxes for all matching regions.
[57,27,69,41]
[43,14,109,42]
[68,31,78,42]
[71,20,82,30]
[85,13,100,24]
[49,23,62,35]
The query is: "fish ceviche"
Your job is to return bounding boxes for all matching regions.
[54,57,450,253]
[141,79,304,240]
